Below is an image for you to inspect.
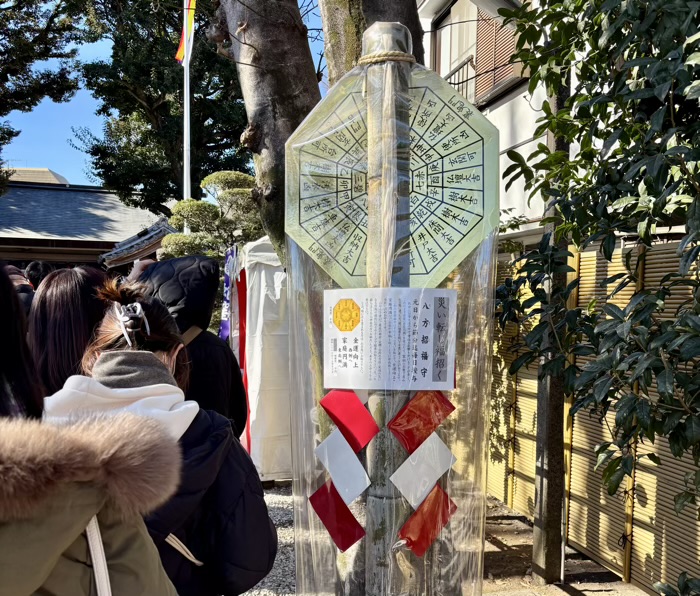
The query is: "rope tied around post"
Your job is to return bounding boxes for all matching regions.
[357,50,416,66]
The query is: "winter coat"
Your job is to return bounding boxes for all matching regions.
[0,413,180,596]
[139,255,248,436]
[45,351,278,596]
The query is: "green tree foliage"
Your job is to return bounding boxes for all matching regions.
[159,170,262,259]
[74,0,250,213]
[497,0,700,573]
[0,0,83,191]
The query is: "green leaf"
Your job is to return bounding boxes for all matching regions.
[678,572,688,595]
[684,80,700,100]
[649,330,679,350]
[657,368,675,398]
[616,393,638,427]
[679,245,700,276]
[606,465,627,495]
[602,233,616,260]
[664,411,684,434]
[685,32,700,47]
[593,375,614,403]
[612,196,639,210]
[654,582,680,596]
[655,80,672,101]
[644,453,662,465]
[637,400,652,428]
[599,0,621,10]
[507,150,528,168]
[684,416,700,446]
[649,106,667,133]
[686,52,700,66]
[617,320,632,338]
[674,490,696,514]
[603,303,625,320]
[680,336,700,361]
[637,219,650,244]
[602,129,622,157]
[631,353,657,383]
[509,351,537,375]
[595,447,615,471]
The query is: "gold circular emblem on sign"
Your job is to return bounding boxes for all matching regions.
[333,299,361,332]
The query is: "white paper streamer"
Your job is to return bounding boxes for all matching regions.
[315,428,371,505]
[390,433,456,509]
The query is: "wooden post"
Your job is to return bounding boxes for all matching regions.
[362,22,414,596]
[622,245,645,582]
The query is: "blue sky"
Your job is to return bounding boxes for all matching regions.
[5,41,111,185]
[5,12,325,186]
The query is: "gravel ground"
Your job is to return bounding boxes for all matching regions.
[245,487,644,596]
[244,484,295,596]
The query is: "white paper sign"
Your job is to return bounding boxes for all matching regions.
[314,428,370,505]
[390,433,456,509]
[323,288,457,391]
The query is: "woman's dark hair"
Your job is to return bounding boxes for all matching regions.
[82,279,190,390]
[0,264,43,418]
[28,267,109,395]
[25,261,54,289]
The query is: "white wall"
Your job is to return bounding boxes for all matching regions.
[419,0,545,234]
[482,83,547,227]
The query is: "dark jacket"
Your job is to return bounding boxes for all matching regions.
[147,409,277,596]
[5,266,33,317]
[14,284,33,318]
[139,255,248,435]
[61,351,278,596]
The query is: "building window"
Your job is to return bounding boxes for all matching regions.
[433,0,477,103]
[434,1,525,107]
[474,10,523,106]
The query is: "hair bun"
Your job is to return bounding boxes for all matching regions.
[98,278,147,306]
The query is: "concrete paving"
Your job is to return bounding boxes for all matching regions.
[482,498,647,596]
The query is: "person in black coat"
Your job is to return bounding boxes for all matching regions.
[146,409,275,595]
[5,265,34,317]
[138,255,248,437]
[46,279,277,596]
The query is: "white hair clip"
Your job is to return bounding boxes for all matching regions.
[114,302,151,348]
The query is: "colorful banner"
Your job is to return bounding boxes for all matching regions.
[175,0,196,64]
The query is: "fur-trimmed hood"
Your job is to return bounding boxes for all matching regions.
[0,413,181,522]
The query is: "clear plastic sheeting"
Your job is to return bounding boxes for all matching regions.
[286,21,499,596]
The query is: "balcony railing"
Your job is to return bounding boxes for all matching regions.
[443,56,475,103]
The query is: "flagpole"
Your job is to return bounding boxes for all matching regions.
[182,0,191,201]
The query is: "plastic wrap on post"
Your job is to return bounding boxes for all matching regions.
[286,20,499,596]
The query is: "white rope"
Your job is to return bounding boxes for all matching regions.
[165,533,204,566]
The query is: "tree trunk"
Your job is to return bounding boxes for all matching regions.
[211,0,321,260]
[532,80,571,586]
[318,0,424,86]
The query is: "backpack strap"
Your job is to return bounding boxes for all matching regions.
[181,326,203,346]
[86,516,112,596]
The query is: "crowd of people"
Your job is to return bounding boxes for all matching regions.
[0,256,277,596]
